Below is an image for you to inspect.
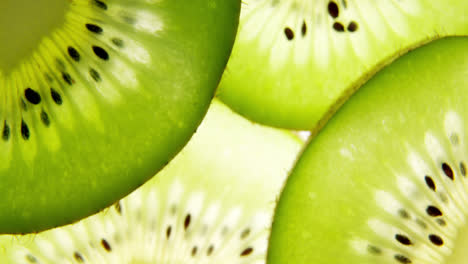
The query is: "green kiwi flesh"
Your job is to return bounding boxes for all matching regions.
[0,0,240,234]
[268,37,468,264]
[217,0,468,130]
[0,99,302,264]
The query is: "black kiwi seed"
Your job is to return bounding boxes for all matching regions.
[428,234,444,246]
[111,38,124,48]
[460,162,466,176]
[424,176,436,191]
[301,20,307,36]
[341,0,347,8]
[347,21,358,32]
[2,121,10,141]
[67,46,81,62]
[442,163,454,180]
[240,228,251,239]
[436,218,447,226]
[21,99,27,110]
[40,111,50,126]
[74,251,85,262]
[416,219,428,229]
[166,225,172,239]
[122,15,136,25]
[394,254,412,264]
[426,205,443,217]
[86,23,103,34]
[26,254,38,263]
[284,27,294,40]
[207,245,214,256]
[184,214,191,230]
[395,234,412,245]
[100,239,112,252]
[21,120,30,140]
[333,22,345,32]
[89,68,101,82]
[24,88,41,105]
[93,0,108,10]
[191,246,198,256]
[114,202,122,214]
[50,88,63,105]
[240,247,254,257]
[398,209,410,219]
[327,1,339,18]
[62,72,74,85]
[44,73,53,83]
[367,245,382,255]
[93,46,110,60]
[55,58,66,71]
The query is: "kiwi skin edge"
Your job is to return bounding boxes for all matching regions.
[268,37,468,264]
[0,100,302,264]
[217,0,468,130]
[312,35,441,139]
[0,0,240,234]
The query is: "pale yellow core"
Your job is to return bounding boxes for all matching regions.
[0,0,69,71]
[444,223,468,264]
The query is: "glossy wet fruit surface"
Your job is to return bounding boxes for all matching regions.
[0,0,240,234]
[269,37,468,264]
[217,0,468,130]
[0,100,302,264]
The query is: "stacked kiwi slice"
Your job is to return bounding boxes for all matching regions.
[217,0,468,129]
[0,0,240,233]
[3,1,468,264]
[268,37,468,264]
[0,100,301,263]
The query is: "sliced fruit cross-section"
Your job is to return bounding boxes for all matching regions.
[0,100,302,264]
[218,0,468,130]
[0,0,240,234]
[269,37,468,264]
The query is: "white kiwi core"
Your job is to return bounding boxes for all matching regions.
[0,0,69,71]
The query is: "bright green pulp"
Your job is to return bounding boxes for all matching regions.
[217,0,468,130]
[269,37,468,264]
[0,100,302,263]
[0,0,240,234]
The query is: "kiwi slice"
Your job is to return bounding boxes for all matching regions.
[0,0,240,234]
[0,99,302,263]
[268,37,468,263]
[217,0,468,129]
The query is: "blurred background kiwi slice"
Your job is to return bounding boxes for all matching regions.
[217,0,468,130]
[0,100,302,264]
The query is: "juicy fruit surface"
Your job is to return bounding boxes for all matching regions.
[217,0,468,129]
[0,0,240,234]
[268,37,468,264]
[0,100,302,264]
